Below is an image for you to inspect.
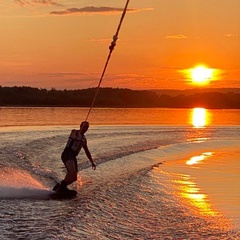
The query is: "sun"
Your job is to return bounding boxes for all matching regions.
[190,65,214,85]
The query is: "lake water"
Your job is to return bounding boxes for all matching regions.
[0,107,239,239]
[0,107,239,127]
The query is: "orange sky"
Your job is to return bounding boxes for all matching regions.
[0,0,239,90]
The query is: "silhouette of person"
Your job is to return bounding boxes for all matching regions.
[53,121,96,192]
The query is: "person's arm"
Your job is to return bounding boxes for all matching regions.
[83,139,96,170]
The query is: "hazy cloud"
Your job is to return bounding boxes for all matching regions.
[49,6,145,16]
[14,0,63,7]
[89,38,112,44]
[225,33,238,38]
[165,34,188,39]
[38,72,89,78]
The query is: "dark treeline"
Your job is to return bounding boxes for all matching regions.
[0,86,239,109]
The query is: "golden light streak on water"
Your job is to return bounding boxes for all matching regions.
[186,152,213,165]
[174,174,218,216]
[191,107,212,127]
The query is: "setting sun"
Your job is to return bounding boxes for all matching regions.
[190,65,214,85]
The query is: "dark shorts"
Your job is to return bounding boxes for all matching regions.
[61,150,78,172]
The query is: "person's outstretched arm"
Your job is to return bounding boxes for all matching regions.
[83,139,96,170]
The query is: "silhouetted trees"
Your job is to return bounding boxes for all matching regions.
[0,86,239,109]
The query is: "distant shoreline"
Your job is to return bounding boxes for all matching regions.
[1,105,240,110]
[0,86,240,109]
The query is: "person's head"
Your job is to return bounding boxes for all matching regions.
[80,121,89,134]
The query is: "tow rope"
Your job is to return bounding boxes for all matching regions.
[85,0,131,121]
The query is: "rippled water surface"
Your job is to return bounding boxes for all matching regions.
[0,108,239,239]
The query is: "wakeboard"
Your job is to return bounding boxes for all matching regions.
[49,189,77,200]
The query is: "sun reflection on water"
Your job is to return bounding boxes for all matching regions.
[174,174,217,216]
[186,152,213,165]
[175,152,216,216]
[152,151,234,231]
[191,108,211,127]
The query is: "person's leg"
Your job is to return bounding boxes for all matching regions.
[63,160,78,184]
[53,159,78,191]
